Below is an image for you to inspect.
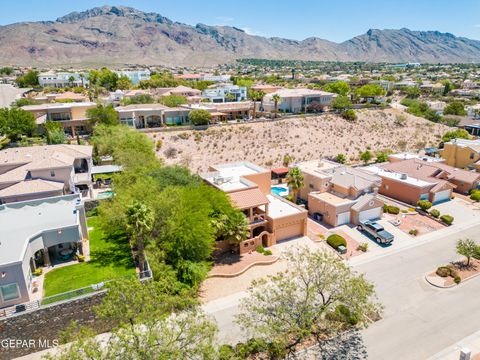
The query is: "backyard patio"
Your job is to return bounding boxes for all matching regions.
[42,217,136,297]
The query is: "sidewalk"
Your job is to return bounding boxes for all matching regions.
[427,329,480,360]
[349,218,480,267]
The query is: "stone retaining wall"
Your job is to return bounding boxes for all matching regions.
[0,292,113,360]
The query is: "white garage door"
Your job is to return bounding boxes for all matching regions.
[433,190,451,204]
[358,207,382,222]
[337,212,351,225]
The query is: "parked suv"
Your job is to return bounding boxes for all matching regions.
[357,220,394,244]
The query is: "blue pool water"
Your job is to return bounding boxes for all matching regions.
[97,191,114,199]
[271,186,288,197]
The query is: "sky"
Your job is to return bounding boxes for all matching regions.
[2,0,480,42]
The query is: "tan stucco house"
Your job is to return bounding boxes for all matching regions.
[201,162,307,254]
[295,160,384,227]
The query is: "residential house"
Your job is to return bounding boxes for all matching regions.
[38,71,87,88]
[363,158,480,205]
[202,83,247,103]
[34,92,88,103]
[115,70,150,85]
[263,88,335,114]
[0,145,93,203]
[426,101,447,114]
[159,85,202,103]
[388,152,445,164]
[201,162,307,254]
[250,85,283,94]
[116,104,191,128]
[467,104,480,119]
[441,139,480,171]
[420,82,445,95]
[0,194,88,308]
[294,160,384,227]
[182,102,253,122]
[21,102,96,136]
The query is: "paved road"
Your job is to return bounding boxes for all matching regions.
[206,222,480,359]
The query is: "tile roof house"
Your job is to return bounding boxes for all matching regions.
[0,145,93,204]
[362,158,480,205]
[201,162,307,254]
[0,194,89,308]
[296,160,384,227]
[263,88,336,114]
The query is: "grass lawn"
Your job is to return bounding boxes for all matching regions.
[43,217,135,297]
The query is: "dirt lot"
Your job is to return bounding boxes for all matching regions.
[150,109,448,173]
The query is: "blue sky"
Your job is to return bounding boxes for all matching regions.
[2,0,480,42]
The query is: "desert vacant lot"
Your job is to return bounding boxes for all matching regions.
[150,109,449,173]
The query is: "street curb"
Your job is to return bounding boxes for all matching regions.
[207,257,279,278]
[424,270,480,289]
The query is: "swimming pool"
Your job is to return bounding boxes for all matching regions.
[271,186,288,197]
[97,191,114,199]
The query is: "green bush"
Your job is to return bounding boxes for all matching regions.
[470,192,480,202]
[440,214,454,225]
[417,200,432,211]
[255,245,264,254]
[454,276,461,284]
[436,266,450,277]
[342,109,357,121]
[77,254,86,262]
[409,229,419,236]
[387,205,400,215]
[333,304,360,326]
[263,249,273,256]
[327,234,347,249]
[429,209,440,218]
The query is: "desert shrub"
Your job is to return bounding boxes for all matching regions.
[77,254,86,262]
[436,266,450,277]
[327,234,347,249]
[163,146,177,158]
[263,249,273,256]
[417,200,432,212]
[155,139,162,150]
[342,109,357,121]
[409,229,419,236]
[430,209,440,218]
[440,214,454,225]
[332,304,360,326]
[256,245,265,254]
[33,269,43,276]
[454,276,461,284]
[408,207,415,212]
[357,243,368,252]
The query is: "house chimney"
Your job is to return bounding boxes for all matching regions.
[400,173,407,180]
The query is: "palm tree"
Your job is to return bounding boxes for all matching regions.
[272,94,281,118]
[249,90,260,119]
[286,167,304,204]
[126,201,154,275]
[79,73,85,88]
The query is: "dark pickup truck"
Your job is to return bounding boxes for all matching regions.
[357,220,394,244]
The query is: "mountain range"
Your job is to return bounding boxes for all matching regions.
[1,5,480,67]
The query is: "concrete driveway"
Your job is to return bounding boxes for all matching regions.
[433,198,480,225]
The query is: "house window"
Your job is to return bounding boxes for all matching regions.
[470,153,475,160]
[50,170,55,177]
[0,283,20,302]
[384,184,389,190]
[309,183,314,189]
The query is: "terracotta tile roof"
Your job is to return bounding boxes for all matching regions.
[382,158,480,185]
[271,167,289,175]
[228,188,269,210]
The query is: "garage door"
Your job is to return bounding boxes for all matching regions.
[275,222,304,242]
[358,207,382,223]
[337,212,351,226]
[433,190,451,204]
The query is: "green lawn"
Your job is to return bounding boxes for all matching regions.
[43,217,136,297]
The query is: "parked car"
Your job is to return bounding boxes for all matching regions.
[357,220,394,244]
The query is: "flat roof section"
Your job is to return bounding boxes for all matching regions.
[202,162,268,192]
[364,165,433,187]
[0,194,81,265]
[267,194,304,218]
[295,160,340,178]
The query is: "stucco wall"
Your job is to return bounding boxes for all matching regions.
[298,172,331,201]
[243,171,271,195]
[268,211,307,242]
[378,178,430,205]
[0,292,114,360]
[441,144,480,169]
[0,262,29,308]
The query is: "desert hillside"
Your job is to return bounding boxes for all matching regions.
[151,109,449,173]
